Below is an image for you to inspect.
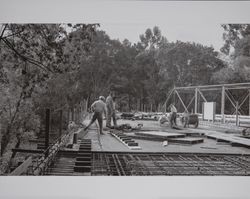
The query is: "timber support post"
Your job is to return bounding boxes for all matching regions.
[249,90,250,116]
[236,101,239,126]
[194,88,198,114]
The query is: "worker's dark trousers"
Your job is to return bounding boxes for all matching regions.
[106,109,117,127]
[85,112,103,134]
[170,112,177,126]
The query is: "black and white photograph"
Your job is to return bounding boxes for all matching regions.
[0,0,250,198]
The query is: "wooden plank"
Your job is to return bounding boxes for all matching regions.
[206,132,250,148]
[174,131,205,137]
[169,137,204,144]
[135,131,185,139]
[9,157,32,176]
[111,133,141,150]
[128,135,165,141]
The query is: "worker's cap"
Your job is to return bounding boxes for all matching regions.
[99,96,105,101]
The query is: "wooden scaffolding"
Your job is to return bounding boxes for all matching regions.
[164,82,250,123]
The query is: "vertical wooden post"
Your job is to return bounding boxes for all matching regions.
[194,88,198,114]
[59,110,63,141]
[221,86,225,123]
[236,101,239,126]
[197,92,200,113]
[45,108,50,157]
[249,90,250,116]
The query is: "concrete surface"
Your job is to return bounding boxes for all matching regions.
[80,118,250,154]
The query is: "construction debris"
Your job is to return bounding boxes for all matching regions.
[108,123,143,131]
[162,141,168,147]
[120,112,159,121]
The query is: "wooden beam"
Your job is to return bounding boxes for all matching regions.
[197,89,207,102]
[194,88,198,114]
[225,91,236,109]
[175,82,250,90]
[226,90,244,115]
[163,88,174,112]
[238,92,250,110]
[186,96,195,110]
[175,90,188,112]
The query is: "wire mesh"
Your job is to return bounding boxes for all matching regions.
[91,153,250,176]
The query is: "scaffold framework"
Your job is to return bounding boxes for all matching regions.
[164,82,250,123]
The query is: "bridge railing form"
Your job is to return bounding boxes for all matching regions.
[28,129,74,175]
[8,100,88,176]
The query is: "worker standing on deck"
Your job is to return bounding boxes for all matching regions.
[84,96,107,135]
[106,91,117,128]
[169,103,177,127]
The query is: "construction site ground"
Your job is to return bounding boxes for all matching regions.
[80,118,250,154]
[43,118,250,176]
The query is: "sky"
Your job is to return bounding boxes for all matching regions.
[96,1,227,50]
[1,1,250,51]
[88,1,250,51]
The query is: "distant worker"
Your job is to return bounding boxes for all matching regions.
[169,103,177,127]
[84,96,107,135]
[106,91,117,128]
[159,114,168,125]
[182,110,190,128]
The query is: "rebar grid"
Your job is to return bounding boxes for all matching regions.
[91,153,250,176]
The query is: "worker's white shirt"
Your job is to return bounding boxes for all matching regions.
[91,100,106,114]
[171,106,177,113]
[106,95,114,111]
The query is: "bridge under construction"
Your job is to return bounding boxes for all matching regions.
[9,118,250,176]
[7,83,250,176]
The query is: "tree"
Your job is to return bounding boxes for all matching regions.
[0,23,97,173]
[157,41,224,87]
[214,24,250,83]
